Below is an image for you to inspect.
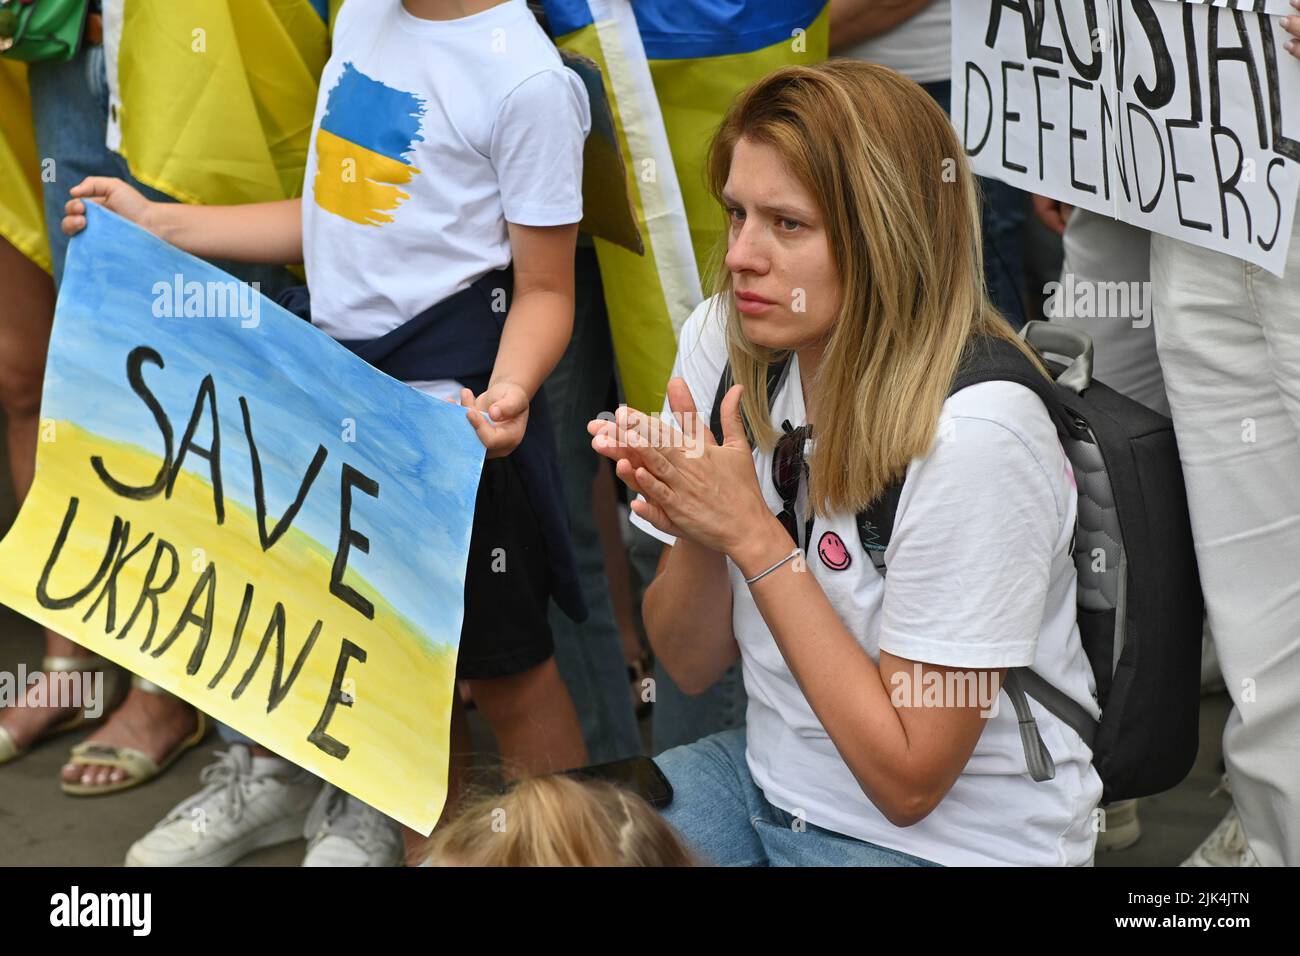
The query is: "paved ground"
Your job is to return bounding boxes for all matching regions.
[0,412,1232,867]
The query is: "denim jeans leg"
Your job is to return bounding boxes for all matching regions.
[650,658,746,756]
[921,78,953,113]
[28,45,149,286]
[545,243,643,763]
[655,730,943,867]
[653,728,775,865]
[216,724,257,746]
[755,810,942,867]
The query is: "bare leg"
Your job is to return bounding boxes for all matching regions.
[0,239,91,748]
[403,659,588,862]
[469,657,588,777]
[0,238,51,500]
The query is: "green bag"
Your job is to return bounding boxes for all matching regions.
[0,0,90,63]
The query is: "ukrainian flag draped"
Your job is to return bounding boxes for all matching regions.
[541,0,828,414]
[103,0,335,205]
[0,1,337,272]
[0,60,50,272]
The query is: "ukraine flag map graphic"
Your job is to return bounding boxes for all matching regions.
[314,63,427,226]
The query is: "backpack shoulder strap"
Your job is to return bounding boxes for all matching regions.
[956,338,1102,774]
[950,335,1067,421]
[855,335,1065,569]
[710,356,792,445]
[854,336,1099,779]
[857,484,903,574]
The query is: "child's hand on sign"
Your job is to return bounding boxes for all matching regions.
[62,178,157,238]
[457,384,529,459]
[1283,7,1300,60]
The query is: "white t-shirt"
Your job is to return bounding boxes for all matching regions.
[302,0,591,401]
[843,0,951,85]
[633,296,1103,867]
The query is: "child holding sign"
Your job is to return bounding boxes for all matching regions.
[62,0,592,866]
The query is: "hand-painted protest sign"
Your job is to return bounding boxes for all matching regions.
[953,0,1300,274]
[0,205,484,833]
[1181,1,1293,14]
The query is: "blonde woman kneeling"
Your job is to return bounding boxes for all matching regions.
[590,62,1101,867]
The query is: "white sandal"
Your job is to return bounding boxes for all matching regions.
[0,654,124,765]
[60,675,208,797]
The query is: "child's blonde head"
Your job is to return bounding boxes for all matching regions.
[423,775,695,867]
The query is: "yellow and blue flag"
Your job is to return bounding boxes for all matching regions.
[0,60,49,272]
[103,0,337,206]
[0,0,341,272]
[541,0,828,414]
[312,63,426,227]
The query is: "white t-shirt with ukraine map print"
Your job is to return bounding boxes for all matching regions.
[302,0,591,398]
[632,296,1104,867]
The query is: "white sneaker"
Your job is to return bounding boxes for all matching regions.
[1182,776,1260,867]
[301,784,404,867]
[125,745,321,867]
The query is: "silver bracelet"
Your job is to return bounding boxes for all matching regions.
[744,547,802,586]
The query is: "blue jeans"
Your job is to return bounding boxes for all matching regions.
[216,724,255,746]
[28,43,295,296]
[923,79,1029,330]
[655,729,941,867]
[545,243,644,763]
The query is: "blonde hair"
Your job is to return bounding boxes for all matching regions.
[705,59,1046,514]
[421,775,696,867]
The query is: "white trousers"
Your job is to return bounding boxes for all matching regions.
[1150,214,1300,867]
[1058,208,1169,416]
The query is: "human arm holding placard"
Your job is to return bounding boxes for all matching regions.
[454,67,590,459]
[60,189,573,462]
[454,221,579,459]
[60,177,303,265]
[1284,7,1300,59]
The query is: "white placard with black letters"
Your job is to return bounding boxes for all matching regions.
[953,0,1300,274]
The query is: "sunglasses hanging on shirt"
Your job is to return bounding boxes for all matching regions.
[772,419,814,554]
